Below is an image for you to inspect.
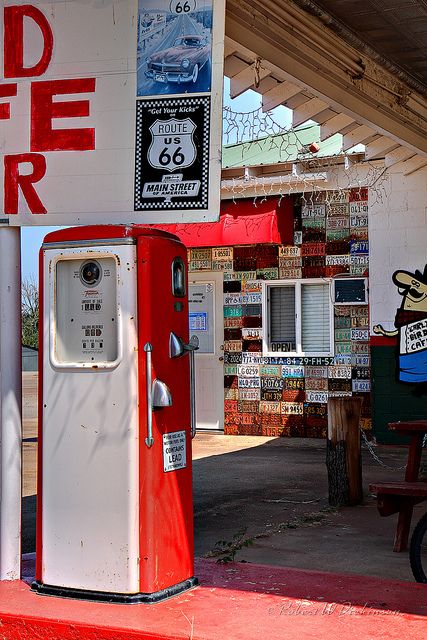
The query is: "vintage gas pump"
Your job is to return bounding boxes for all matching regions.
[33,225,198,603]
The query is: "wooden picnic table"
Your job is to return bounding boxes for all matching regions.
[369,420,427,552]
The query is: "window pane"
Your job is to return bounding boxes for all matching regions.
[270,286,296,351]
[301,283,331,353]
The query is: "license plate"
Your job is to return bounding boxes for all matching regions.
[305,378,328,391]
[305,391,328,404]
[154,72,166,82]
[352,379,371,392]
[261,377,285,390]
[328,365,351,378]
[281,402,304,415]
[259,401,281,414]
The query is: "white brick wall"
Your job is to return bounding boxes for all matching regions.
[369,165,427,332]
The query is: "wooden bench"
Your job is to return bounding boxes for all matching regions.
[369,481,427,552]
[369,421,427,552]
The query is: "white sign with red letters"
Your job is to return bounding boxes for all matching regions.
[0,1,224,225]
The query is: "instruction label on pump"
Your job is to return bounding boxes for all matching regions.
[163,431,187,472]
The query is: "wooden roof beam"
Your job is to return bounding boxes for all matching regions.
[365,136,400,160]
[342,125,377,151]
[385,147,416,168]
[261,80,301,112]
[292,97,329,127]
[320,114,355,141]
[401,156,427,177]
[230,62,271,99]
[226,0,427,156]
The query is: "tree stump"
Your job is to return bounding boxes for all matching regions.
[326,397,363,507]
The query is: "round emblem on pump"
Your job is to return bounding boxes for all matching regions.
[80,260,102,287]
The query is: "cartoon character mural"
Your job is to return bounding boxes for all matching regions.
[374,265,427,385]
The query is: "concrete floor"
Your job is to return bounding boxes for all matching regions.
[22,372,426,583]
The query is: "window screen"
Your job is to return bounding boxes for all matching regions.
[301,283,330,352]
[264,280,332,356]
[270,286,296,351]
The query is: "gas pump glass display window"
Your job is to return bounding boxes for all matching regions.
[172,257,186,297]
[54,257,120,366]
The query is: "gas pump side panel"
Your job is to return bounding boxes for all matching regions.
[40,244,140,594]
[137,235,194,593]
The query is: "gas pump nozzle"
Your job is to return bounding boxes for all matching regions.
[144,343,173,448]
[169,333,199,438]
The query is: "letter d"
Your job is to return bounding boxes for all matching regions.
[4,5,53,78]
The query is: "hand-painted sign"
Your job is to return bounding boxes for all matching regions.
[0,0,224,224]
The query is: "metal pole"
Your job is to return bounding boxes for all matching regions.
[0,227,22,580]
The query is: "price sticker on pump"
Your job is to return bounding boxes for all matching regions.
[163,431,187,472]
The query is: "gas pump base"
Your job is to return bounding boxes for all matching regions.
[31,577,198,604]
[0,556,425,640]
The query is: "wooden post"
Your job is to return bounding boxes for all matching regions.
[326,397,363,507]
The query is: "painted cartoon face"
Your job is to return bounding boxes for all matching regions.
[392,270,427,311]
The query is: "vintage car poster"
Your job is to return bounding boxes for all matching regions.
[137,0,213,96]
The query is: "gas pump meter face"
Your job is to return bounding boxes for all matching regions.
[54,256,119,366]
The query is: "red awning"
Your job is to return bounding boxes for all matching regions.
[149,196,293,247]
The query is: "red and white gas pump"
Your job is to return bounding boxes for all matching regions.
[33,225,198,603]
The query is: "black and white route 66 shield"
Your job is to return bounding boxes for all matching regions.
[135,96,210,211]
[148,118,196,172]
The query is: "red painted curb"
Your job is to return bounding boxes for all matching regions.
[0,556,425,640]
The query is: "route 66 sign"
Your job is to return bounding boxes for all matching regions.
[148,118,196,171]
[135,96,210,211]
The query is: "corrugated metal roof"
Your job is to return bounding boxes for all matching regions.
[222,123,358,169]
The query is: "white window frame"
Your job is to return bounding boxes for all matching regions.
[262,279,334,357]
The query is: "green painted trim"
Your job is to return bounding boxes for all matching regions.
[371,345,427,444]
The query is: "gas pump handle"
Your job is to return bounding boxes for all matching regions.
[144,343,154,447]
[169,333,199,438]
